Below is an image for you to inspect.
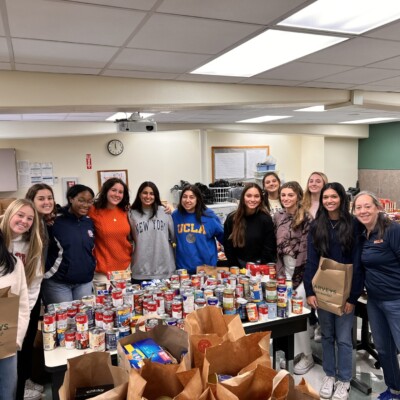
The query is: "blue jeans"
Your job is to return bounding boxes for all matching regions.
[0,354,17,399]
[367,298,400,391]
[41,278,93,305]
[318,308,354,382]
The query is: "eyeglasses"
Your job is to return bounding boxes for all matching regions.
[76,198,94,206]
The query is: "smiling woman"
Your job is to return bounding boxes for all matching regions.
[41,184,96,305]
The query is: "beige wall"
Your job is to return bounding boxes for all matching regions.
[0,129,359,203]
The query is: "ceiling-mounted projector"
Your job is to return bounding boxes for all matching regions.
[115,113,157,132]
[117,119,157,132]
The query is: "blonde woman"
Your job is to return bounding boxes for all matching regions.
[303,171,328,218]
[0,199,43,400]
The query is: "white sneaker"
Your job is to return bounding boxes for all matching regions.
[25,379,44,393]
[293,353,315,375]
[279,352,303,370]
[24,388,42,400]
[332,381,350,400]
[314,325,322,343]
[319,376,335,399]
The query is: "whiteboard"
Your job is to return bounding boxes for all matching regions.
[212,146,269,181]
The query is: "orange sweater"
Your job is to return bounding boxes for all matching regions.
[88,207,132,275]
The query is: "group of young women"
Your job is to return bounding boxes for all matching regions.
[0,171,399,400]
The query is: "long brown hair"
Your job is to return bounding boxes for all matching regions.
[279,181,308,230]
[0,199,43,286]
[230,183,268,247]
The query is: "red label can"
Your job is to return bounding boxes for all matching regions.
[102,310,114,330]
[56,309,68,330]
[147,300,157,314]
[114,279,127,294]
[171,300,183,319]
[258,303,268,321]
[246,302,259,322]
[43,313,56,333]
[65,329,76,350]
[75,312,89,332]
[76,330,89,349]
[111,289,123,307]
[95,308,104,328]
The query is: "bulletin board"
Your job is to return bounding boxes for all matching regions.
[211,146,270,182]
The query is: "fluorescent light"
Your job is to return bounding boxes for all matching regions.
[237,115,292,123]
[295,105,325,112]
[106,112,154,121]
[279,0,400,34]
[191,30,347,77]
[340,117,397,124]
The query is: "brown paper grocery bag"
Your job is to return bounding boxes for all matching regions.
[202,331,271,387]
[196,265,229,278]
[312,257,353,316]
[59,352,129,400]
[212,365,291,400]
[0,287,19,359]
[185,307,245,368]
[293,378,320,400]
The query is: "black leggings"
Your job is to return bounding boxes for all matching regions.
[16,296,41,400]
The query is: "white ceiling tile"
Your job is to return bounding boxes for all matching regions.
[176,74,243,84]
[316,67,400,85]
[244,78,304,86]
[368,55,400,70]
[352,84,400,92]
[255,61,353,81]
[301,37,400,67]
[366,20,400,41]
[7,0,146,46]
[16,63,101,75]
[365,75,400,86]
[0,114,23,121]
[157,0,311,25]
[110,48,209,73]
[54,0,158,10]
[298,81,354,89]
[127,14,261,54]
[13,39,116,68]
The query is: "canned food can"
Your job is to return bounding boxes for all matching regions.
[116,305,131,327]
[207,296,219,306]
[114,279,127,294]
[56,309,68,330]
[82,294,96,307]
[94,307,104,328]
[182,291,195,314]
[155,296,165,315]
[111,289,123,307]
[222,288,235,310]
[89,328,105,351]
[145,318,159,331]
[171,300,183,319]
[277,284,287,307]
[249,279,262,302]
[102,310,114,330]
[94,282,107,295]
[291,296,303,315]
[57,328,66,347]
[43,313,56,333]
[194,298,206,310]
[238,275,250,298]
[118,325,131,338]
[165,317,177,326]
[76,330,89,349]
[277,276,286,285]
[105,328,119,351]
[236,298,247,321]
[123,292,134,309]
[228,275,237,289]
[96,293,105,305]
[170,274,180,283]
[146,300,157,314]
[203,288,214,299]
[43,331,57,351]
[133,290,144,315]
[267,302,277,319]
[230,266,240,275]
[277,305,287,318]
[246,302,259,322]
[266,280,277,301]
[191,274,201,288]
[76,312,89,332]
[177,318,185,330]
[258,303,268,322]
[235,284,244,298]
[65,329,76,350]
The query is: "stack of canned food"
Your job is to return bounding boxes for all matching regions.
[42,263,304,352]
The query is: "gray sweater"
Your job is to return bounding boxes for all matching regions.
[128,206,176,280]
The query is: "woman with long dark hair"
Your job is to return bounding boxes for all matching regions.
[89,178,132,284]
[262,172,282,215]
[224,183,276,267]
[172,185,223,274]
[129,181,175,282]
[353,191,400,400]
[304,183,362,400]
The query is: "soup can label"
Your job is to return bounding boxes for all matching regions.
[291,296,303,315]
[207,296,219,306]
[116,305,131,328]
[258,303,268,322]
[277,305,287,318]
[89,328,105,351]
[102,310,114,330]
[76,312,89,332]
[43,313,56,333]
[43,331,57,351]
[277,284,287,307]
[246,303,259,322]
[236,298,247,321]
[249,279,262,302]
[76,330,89,350]
[56,309,68,330]
[65,329,76,350]
[105,328,119,350]
[111,289,123,307]
[171,300,183,319]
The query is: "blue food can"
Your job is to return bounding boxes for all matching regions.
[267,301,277,319]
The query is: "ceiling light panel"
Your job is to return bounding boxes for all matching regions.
[191,30,347,77]
[279,0,400,34]
[237,115,292,123]
[340,117,397,124]
[295,105,325,112]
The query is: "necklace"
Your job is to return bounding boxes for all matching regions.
[329,220,339,229]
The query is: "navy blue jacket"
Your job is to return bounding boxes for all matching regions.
[360,222,400,301]
[45,207,96,284]
[304,217,363,305]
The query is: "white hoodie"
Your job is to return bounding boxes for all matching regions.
[0,257,29,351]
[10,236,43,311]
